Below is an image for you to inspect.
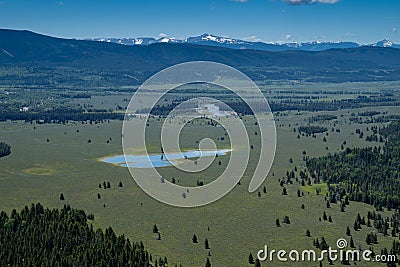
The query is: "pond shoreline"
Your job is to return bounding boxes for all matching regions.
[100,149,232,168]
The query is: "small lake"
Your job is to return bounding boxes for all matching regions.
[102,149,231,168]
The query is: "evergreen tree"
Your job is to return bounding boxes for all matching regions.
[283,216,291,224]
[320,237,329,250]
[205,239,210,249]
[350,237,355,248]
[248,253,254,264]
[282,187,288,195]
[0,142,11,158]
[346,226,351,236]
[205,258,211,267]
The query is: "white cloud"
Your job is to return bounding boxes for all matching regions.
[229,0,249,2]
[393,27,397,33]
[57,1,64,6]
[158,33,167,38]
[282,0,339,5]
[344,32,355,38]
[284,34,292,40]
[244,35,261,42]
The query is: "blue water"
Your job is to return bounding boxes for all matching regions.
[102,149,230,168]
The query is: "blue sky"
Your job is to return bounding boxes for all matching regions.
[1,0,399,44]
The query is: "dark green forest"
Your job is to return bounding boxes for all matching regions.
[0,108,124,123]
[306,121,400,210]
[0,142,11,158]
[0,204,160,267]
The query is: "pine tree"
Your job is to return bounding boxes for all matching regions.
[350,237,355,248]
[323,211,327,221]
[153,224,159,233]
[283,216,291,224]
[276,219,280,227]
[248,253,254,264]
[320,237,328,250]
[192,234,198,243]
[315,238,320,248]
[205,258,211,267]
[205,239,210,249]
[254,259,261,267]
[346,226,351,236]
[282,187,288,195]
[59,193,65,201]
[306,229,311,237]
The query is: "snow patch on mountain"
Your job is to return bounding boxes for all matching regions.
[86,35,399,52]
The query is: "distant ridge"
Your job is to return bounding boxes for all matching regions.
[87,33,400,52]
[1,29,400,83]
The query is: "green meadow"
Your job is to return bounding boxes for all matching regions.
[0,84,399,266]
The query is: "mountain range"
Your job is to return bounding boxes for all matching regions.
[88,33,400,52]
[1,29,400,84]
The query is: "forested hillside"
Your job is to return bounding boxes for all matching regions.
[306,121,400,210]
[0,204,159,267]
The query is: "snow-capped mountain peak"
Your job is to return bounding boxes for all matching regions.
[372,39,393,47]
[87,34,399,52]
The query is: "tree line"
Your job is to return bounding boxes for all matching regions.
[0,107,124,123]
